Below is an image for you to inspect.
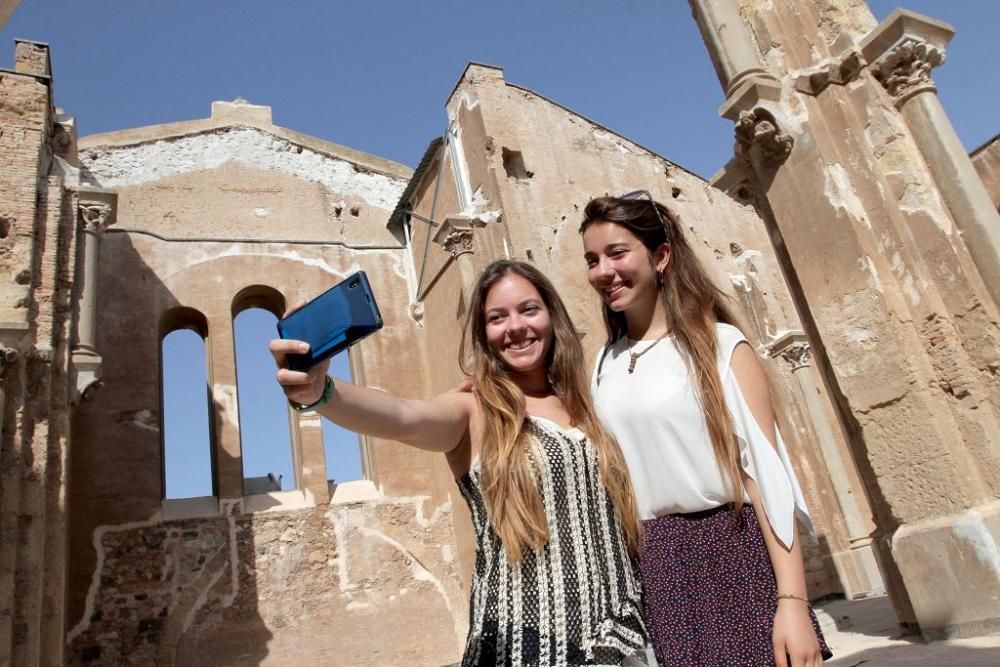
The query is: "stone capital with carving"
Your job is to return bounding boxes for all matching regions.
[78,201,114,234]
[734,108,794,165]
[766,331,812,371]
[869,39,944,103]
[432,213,486,259]
[442,229,475,258]
[859,9,954,107]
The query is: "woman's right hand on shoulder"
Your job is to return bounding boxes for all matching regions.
[268,300,330,406]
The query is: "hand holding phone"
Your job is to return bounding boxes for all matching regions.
[276,271,383,371]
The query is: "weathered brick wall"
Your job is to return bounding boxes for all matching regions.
[0,41,82,666]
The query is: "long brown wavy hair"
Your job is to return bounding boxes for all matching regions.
[579,197,746,509]
[460,259,642,562]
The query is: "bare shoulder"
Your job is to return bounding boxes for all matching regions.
[728,341,778,444]
[729,341,769,396]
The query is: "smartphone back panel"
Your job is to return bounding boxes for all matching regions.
[277,271,383,371]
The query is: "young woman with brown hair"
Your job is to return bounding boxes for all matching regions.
[580,194,832,667]
[271,259,649,666]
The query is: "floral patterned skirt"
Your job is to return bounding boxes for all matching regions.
[639,504,832,666]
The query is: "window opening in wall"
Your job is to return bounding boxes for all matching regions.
[162,328,214,499]
[234,307,294,493]
[323,351,364,484]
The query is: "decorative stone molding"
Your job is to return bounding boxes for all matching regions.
[431,213,486,259]
[766,330,812,371]
[69,348,103,404]
[869,39,944,102]
[793,47,865,96]
[860,8,954,108]
[78,201,114,233]
[442,229,475,258]
[735,109,793,165]
[720,78,794,167]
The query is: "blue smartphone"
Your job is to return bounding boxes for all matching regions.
[276,271,383,371]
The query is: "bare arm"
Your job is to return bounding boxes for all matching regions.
[270,337,474,455]
[730,342,822,667]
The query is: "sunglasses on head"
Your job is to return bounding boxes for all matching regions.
[619,189,671,243]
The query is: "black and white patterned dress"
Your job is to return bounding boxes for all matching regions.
[457,416,648,666]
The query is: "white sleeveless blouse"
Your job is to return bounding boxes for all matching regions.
[591,323,814,549]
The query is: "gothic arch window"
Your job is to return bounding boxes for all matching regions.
[159,308,215,500]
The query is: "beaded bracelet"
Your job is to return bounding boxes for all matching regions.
[290,376,335,413]
[776,593,810,605]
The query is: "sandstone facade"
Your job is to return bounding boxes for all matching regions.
[0,1,997,665]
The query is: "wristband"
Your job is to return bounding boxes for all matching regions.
[290,376,335,413]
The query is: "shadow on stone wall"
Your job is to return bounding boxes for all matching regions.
[66,233,274,665]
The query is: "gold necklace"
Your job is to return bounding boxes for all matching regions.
[627,330,670,374]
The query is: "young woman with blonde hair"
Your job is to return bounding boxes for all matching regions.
[580,194,832,667]
[271,259,649,666]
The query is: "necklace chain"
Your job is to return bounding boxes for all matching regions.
[627,330,670,374]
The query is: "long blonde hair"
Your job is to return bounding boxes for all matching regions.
[460,260,642,562]
[580,197,746,510]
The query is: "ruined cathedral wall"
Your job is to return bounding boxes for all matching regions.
[64,119,468,665]
[0,40,87,666]
[427,64,864,597]
[735,2,1000,505]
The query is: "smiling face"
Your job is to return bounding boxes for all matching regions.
[482,273,554,377]
[582,221,670,316]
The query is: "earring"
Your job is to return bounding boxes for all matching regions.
[656,272,665,287]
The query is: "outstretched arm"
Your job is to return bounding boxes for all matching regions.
[270,333,473,456]
[731,342,822,667]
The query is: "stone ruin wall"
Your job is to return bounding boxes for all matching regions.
[406,63,882,600]
[0,41,87,667]
[710,0,1000,636]
[62,102,471,665]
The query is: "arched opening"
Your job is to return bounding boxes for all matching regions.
[160,308,215,500]
[232,305,295,494]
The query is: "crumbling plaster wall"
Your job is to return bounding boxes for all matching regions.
[65,107,469,665]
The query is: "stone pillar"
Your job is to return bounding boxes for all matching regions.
[769,332,884,599]
[862,9,1000,305]
[207,314,244,502]
[71,192,116,404]
[696,3,1000,639]
[688,0,773,96]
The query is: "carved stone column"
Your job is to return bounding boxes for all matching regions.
[768,332,885,599]
[862,9,1000,305]
[71,191,116,404]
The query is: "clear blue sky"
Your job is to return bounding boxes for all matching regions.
[3,1,996,498]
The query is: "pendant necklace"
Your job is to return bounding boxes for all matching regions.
[627,329,671,374]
